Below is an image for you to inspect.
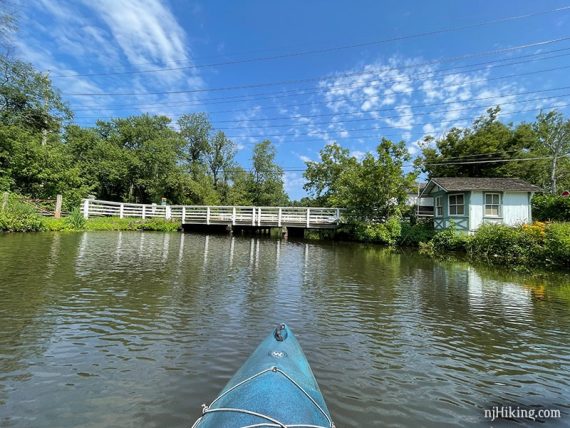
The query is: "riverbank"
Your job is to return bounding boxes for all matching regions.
[0,195,180,232]
[329,219,570,272]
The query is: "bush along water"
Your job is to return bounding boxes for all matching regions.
[0,194,44,232]
[421,222,570,271]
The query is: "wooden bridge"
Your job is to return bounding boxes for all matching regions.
[81,199,343,229]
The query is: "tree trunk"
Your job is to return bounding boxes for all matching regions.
[550,155,558,195]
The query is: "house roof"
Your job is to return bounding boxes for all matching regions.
[421,177,542,196]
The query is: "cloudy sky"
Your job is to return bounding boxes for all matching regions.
[16,0,570,199]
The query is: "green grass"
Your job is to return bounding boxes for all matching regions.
[43,216,181,232]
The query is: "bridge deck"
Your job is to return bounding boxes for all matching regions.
[81,200,343,229]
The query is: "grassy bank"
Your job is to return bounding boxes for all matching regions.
[0,196,180,232]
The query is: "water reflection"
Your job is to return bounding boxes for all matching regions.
[0,233,569,427]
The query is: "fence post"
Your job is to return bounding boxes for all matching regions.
[165,205,171,219]
[54,194,62,219]
[278,207,282,227]
[1,192,8,211]
[182,206,186,223]
[306,208,311,228]
[83,199,89,219]
[232,206,236,226]
[142,205,146,219]
[336,208,340,222]
[206,206,210,225]
[119,203,124,219]
[258,208,262,226]
[251,207,255,226]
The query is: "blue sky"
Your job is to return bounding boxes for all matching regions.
[17,0,570,199]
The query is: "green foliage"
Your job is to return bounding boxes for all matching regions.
[398,221,435,247]
[543,223,570,268]
[532,194,570,221]
[430,227,471,253]
[64,207,86,229]
[0,193,44,232]
[352,217,402,245]
[418,107,570,193]
[249,140,288,206]
[533,111,570,194]
[304,139,417,220]
[468,223,541,267]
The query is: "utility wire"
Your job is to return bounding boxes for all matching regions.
[62,36,570,96]
[69,48,570,113]
[220,102,570,139]
[71,85,570,122]
[51,5,570,78]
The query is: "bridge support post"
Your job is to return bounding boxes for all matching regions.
[278,207,282,227]
[232,207,236,226]
[258,208,261,226]
[119,203,124,219]
[83,199,89,219]
[182,206,186,223]
[306,208,310,228]
[206,206,210,225]
[251,207,255,225]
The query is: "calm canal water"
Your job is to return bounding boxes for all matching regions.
[0,232,569,427]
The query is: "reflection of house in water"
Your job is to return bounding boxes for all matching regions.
[466,267,532,321]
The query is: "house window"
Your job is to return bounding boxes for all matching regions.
[448,194,464,216]
[435,196,443,217]
[485,193,501,217]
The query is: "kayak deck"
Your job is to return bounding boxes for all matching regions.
[193,324,334,428]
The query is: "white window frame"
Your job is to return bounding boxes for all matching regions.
[435,195,443,217]
[448,193,465,217]
[484,192,502,217]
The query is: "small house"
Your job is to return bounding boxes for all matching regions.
[420,177,541,232]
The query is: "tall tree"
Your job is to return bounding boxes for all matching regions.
[533,111,570,194]
[0,55,71,133]
[177,112,212,169]
[418,107,530,178]
[207,130,236,189]
[249,140,288,206]
[332,139,416,220]
[304,143,357,206]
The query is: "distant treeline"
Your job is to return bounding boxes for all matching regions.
[2,53,570,217]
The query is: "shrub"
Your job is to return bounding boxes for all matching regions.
[0,194,44,232]
[398,221,435,247]
[532,194,570,222]
[543,222,570,268]
[430,227,471,253]
[468,223,544,267]
[352,217,402,245]
[64,207,86,230]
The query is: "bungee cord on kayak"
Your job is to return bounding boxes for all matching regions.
[192,325,335,428]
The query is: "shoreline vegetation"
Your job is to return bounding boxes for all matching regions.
[2,25,570,274]
[2,193,569,272]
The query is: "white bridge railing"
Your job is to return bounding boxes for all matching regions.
[81,199,343,228]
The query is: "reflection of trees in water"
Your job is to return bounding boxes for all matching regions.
[0,233,82,403]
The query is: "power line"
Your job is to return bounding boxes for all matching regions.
[50,5,570,78]
[72,102,569,144]
[68,48,570,113]
[71,84,570,122]
[62,36,570,96]
[219,102,570,139]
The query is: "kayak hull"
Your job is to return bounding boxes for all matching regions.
[194,324,333,427]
